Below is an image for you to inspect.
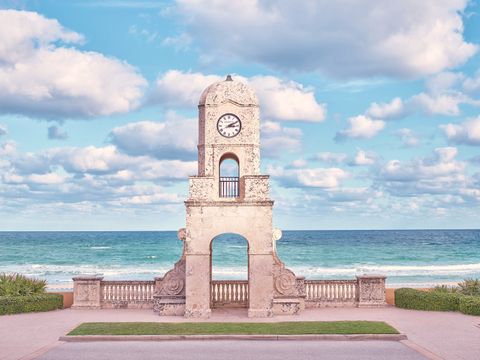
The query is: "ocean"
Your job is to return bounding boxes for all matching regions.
[0,230,479,289]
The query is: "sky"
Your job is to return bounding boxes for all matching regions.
[0,0,479,231]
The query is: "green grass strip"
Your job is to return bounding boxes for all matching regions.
[68,321,398,336]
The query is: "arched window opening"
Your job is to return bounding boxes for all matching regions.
[219,154,239,198]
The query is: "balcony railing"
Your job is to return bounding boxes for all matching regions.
[219,176,239,198]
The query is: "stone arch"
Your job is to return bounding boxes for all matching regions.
[209,232,250,280]
[209,232,250,309]
[219,153,240,197]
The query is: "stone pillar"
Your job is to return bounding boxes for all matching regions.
[356,275,387,307]
[184,254,212,318]
[72,276,103,309]
[248,254,274,317]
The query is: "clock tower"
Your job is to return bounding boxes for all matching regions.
[154,75,304,318]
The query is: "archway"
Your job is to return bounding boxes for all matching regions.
[219,153,239,198]
[210,233,249,308]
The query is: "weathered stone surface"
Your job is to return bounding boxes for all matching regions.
[153,296,185,316]
[72,276,103,309]
[357,275,387,307]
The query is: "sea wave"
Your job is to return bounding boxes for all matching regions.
[2,262,480,283]
[89,246,111,250]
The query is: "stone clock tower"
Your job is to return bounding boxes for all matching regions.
[153,76,304,318]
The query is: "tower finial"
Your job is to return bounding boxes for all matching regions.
[226,74,233,81]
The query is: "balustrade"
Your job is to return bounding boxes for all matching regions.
[305,280,357,302]
[101,280,155,304]
[211,280,248,307]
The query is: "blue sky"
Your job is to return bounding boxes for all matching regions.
[0,0,479,230]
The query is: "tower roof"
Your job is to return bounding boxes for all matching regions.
[199,75,258,106]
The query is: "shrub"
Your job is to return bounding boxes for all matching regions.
[0,293,63,315]
[395,288,460,312]
[0,273,46,296]
[433,284,457,293]
[457,279,480,296]
[459,296,480,316]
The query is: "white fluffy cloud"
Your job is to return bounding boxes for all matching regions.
[0,10,146,119]
[375,147,480,203]
[0,141,195,209]
[175,0,476,78]
[380,147,464,182]
[151,70,326,122]
[364,72,480,122]
[0,124,7,136]
[394,128,420,147]
[350,150,377,166]
[440,117,480,146]
[261,121,302,158]
[336,115,385,140]
[270,165,349,188]
[312,152,348,165]
[110,114,198,160]
[367,97,406,120]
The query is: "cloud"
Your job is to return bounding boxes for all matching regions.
[260,121,302,158]
[110,114,197,160]
[0,124,6,136]
[462,72,480,95]
[249,76,326,122]
[440,117,480,146]
[393,128,420,147]
[366,97,407,120]
[174,0,476,78]
[150,70,326,122]
[373,147,480,208]
[0,10,146,119]
[47,126,68,140]
[349,150,378,166]
[0,142,195,210]
[363,72,480,122]
[379,147,465,184]
[269,164,349,188]
[312,152,348,165]
[335,115,385,141]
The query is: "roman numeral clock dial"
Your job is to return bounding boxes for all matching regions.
[217,114,241,138]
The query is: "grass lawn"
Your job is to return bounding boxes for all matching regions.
[68,321,399,336]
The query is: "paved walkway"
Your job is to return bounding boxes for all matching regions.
[35,340,426,360]
[0,307,479,360]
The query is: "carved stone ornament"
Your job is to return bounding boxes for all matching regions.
[274,268,297,296]
[177,228,186,241]
[272,228,282,241]
[159,258,186,296]
[272,252,298,297]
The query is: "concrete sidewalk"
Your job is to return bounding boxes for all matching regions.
[0,307,479,360]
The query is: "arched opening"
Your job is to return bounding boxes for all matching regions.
[210,233,249,308]
[219,153,239,198]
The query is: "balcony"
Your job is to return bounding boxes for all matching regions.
[219,176,239,198]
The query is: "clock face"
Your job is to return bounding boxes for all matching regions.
[217,114,241,138]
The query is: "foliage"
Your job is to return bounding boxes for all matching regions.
[69,321,399,336]
[458,296,480,316]
[0,273,47,296]
[433,284,457,293]
[0,293,63,315]
[395,288,460,312]
[457,279,480,296]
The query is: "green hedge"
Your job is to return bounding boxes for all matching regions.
[395,288,461,312]
[0,293,63,315]
[459,296,480,316]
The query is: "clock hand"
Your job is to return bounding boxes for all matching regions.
[226,121,239,128]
